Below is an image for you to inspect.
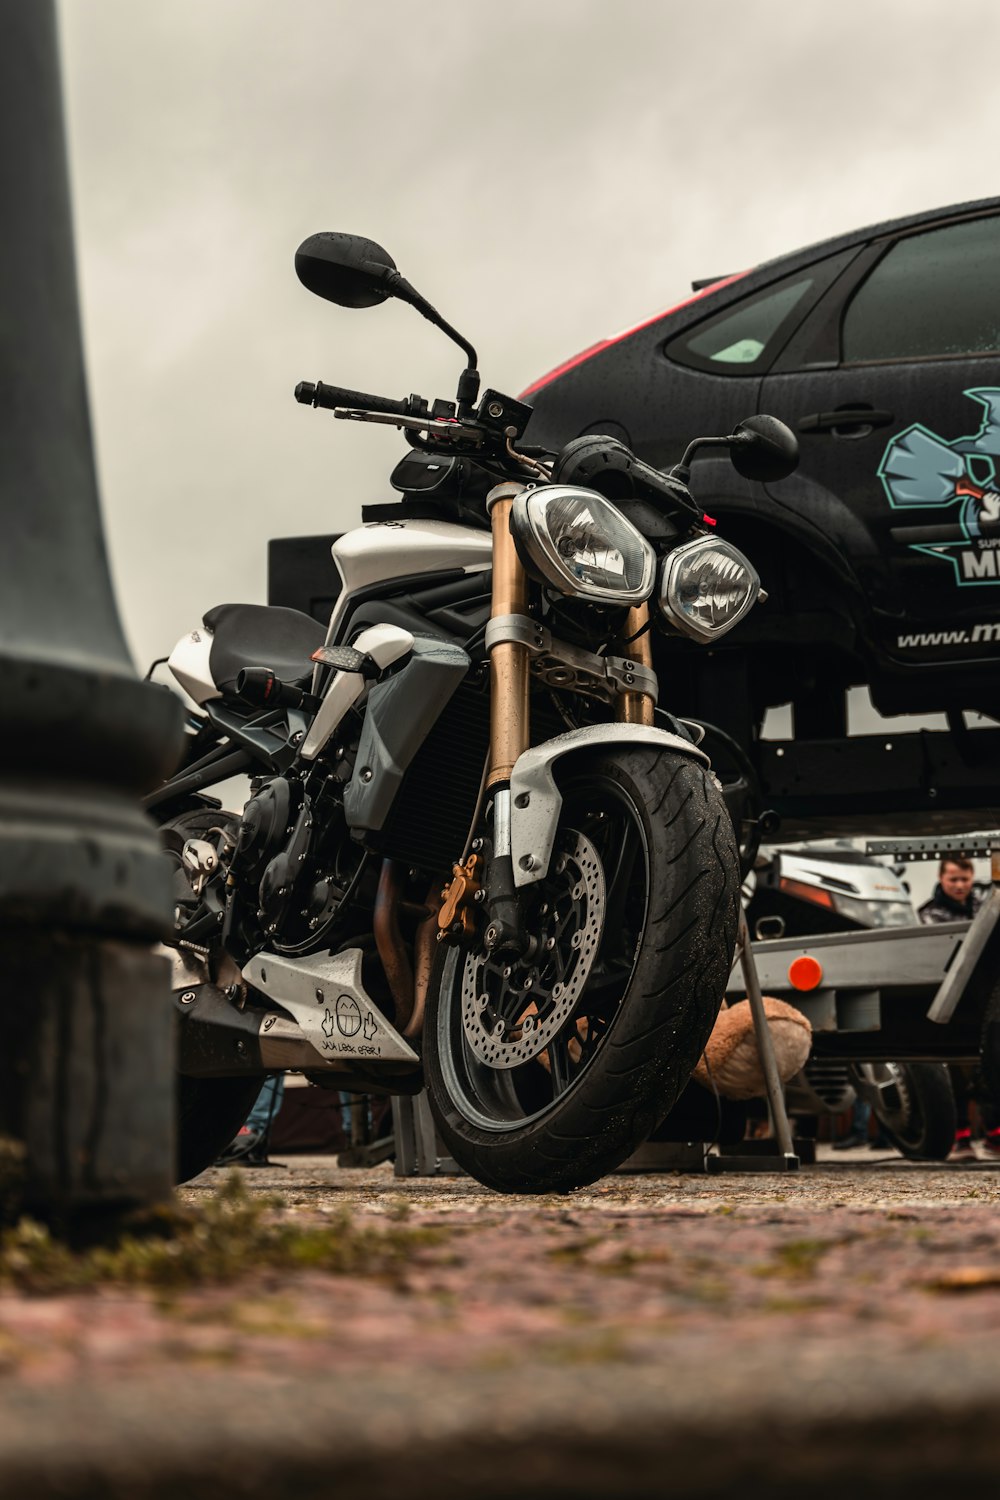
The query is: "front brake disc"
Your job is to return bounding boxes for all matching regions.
[460,827,605,1069]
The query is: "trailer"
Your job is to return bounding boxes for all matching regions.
[728,833,1000,1068]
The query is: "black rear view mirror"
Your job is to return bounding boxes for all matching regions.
[729,415,799,483]
[294,232,399,309]
[294,230,482,416]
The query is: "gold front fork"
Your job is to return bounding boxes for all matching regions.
[487,486,531,787]
[616,603,656,725]
[485,488,654,768]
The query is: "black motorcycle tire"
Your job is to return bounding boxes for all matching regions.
[424,748,739,1194]
[866,1062,956,1161]
[176,1074,264,1183]
[158,804,265,1183]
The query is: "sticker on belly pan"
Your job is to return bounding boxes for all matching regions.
[879,387,1000,585]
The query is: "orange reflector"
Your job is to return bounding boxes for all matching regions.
[788,954,824,991]
[779,876,834,908]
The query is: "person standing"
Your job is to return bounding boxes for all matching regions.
[918,856,982,926]
[918,858,999,1160]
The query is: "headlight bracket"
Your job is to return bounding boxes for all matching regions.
[484,613,658,704]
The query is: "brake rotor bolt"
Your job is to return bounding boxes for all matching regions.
[571,932,582,949]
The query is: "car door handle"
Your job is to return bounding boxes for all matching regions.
[798,407,895,435]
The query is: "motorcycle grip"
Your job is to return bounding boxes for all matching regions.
[295,380,410,417]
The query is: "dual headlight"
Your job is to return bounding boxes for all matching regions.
[511,485,763,642]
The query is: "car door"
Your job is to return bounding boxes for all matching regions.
[760,212,1000,667]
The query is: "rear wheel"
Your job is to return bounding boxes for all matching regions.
[424,748,739,1193]
[159,805,265,1183]
[852,1062,956,1161]
[176,1074,264,1182]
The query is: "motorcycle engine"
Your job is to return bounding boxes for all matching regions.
[235,776,310,932]
[229,771,358,953]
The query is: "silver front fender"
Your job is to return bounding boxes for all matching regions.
[509,724,709,887]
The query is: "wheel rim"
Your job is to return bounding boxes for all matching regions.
[856,1062,915,1140]
[436,775,649,1134]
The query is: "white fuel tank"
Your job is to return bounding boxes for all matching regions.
[326,518,491,641]
[167,626,220,705]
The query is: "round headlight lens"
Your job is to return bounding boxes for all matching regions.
[659,535,762,642]
[511,486,656,604]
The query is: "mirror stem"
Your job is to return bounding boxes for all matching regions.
[384,271,480,414]
[670,434,734,483]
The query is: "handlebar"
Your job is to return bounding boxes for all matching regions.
[295,380,412,418]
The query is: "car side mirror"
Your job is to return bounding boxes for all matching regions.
[294,232,400,309]
[729,415,799,483]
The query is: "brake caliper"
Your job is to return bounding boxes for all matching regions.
[438,853,481,939]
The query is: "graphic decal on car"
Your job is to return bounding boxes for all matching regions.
[879,388,1000,585]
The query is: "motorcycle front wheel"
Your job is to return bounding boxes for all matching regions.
[424,748,739,1194]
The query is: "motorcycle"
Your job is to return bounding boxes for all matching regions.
[147,231,799,1194]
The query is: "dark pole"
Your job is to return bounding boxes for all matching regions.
[0,1,183,1224]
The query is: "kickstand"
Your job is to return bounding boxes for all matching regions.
[708,913,799,1174]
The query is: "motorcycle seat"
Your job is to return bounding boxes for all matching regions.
[203,602,325,695]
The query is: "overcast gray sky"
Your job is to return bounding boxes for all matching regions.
[59,0,1000,678]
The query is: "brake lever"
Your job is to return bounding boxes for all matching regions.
[334,406,484,444]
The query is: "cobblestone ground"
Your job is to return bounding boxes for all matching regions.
[5,1149,1000,1498]
[4,1148,1000,1385]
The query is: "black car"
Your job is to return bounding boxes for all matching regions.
[518,197,1000,839]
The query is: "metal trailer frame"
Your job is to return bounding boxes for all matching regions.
[726,833,1000,1068]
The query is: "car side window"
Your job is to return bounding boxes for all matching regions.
[666,277,815,374]
[842,217,1000,363]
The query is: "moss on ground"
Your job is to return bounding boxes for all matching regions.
[0,1172,446,1296]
